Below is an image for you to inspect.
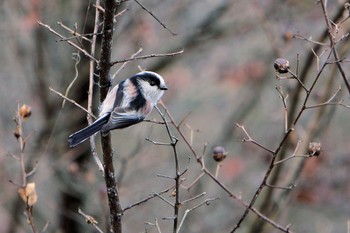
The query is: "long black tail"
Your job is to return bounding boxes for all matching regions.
[68,113,110,148]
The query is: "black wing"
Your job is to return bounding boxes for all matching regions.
[101,107,144,134]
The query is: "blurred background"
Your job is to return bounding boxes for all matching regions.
[1,0,350,232]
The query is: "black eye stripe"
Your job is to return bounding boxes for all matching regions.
[132,72,162,87]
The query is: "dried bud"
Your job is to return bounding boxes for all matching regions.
[282,31,293,42]
[86,215,98,225]
[308,142,322,157]
[13,126,20,139]
[212,146,227,162]
[19,104,31,119]
[18,182,38,207]
[274,58,290,74]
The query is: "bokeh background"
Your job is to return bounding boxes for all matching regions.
[1,0,350,232]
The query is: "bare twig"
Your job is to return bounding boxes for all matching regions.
[37,20,98,63]
[181,192,206,205]
[110,49,183,66]
[273,140,306,165]
[265,183,296,190]
[176,197,219,233]
[276,85,289,133]
[182,172,205,191]
[293,32,328,46]
[320,0,350,94]
[155,193,175,207]
[123,184,175,212]
[49,87,97,119]
[88,0,104,175]
[134,0,177,36]
[57,21,93,43]
[111,48,143,80]
[78,208,105,233]
[154,105,181,233]
[305,86,343,109]
[287,69,309,93]
[234,123,275,154]
[159,102,294,233]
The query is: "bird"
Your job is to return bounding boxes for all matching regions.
[68,71,168,148]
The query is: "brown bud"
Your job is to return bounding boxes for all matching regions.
[19,104,31,119]
[18,182,37,207]
[274,58,290,74]
[13,126,20,139]
[282,31,294,42]
[212,146,227,162]
[308,142,322,157]
[86,215,98,225]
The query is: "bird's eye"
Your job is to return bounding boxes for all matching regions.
[150,80,156,86]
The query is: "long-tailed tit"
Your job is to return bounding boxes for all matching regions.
[68,71,168,148]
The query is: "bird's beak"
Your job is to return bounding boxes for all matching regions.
[160,84,168,90]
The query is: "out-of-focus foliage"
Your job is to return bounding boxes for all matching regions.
[1,0,350,233]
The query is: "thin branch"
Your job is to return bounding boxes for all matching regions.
[181,192,207,205]
[287,69,309,93]
[155,218,162,233]
[176,197,220,233]
[78,208,105,233]
[215,163,222,179]
[155,193,174,207]
[181,172,205,191]
[305,86,342,109]
[49,87,97,119]
[320,0,350,95]
[159,102,294,233]
[110,49,183,66]
[111,48,143,80]
[234,123,275,154]
[123,184,175,212]
[88,0,104,175]
[154,104,181,232]
[26,162,38,178]
[37,20,98,63]
[145,137,173,146]
[134,0,177,36]
[276,85,289,133]
[293,32,328,46]
[57,21,93,43]
[265,183,296,190]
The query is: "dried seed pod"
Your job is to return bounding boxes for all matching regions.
[19,104,32,119]
[274,58,290,74]
[308,142,322,157]
[212,146,227,162]
[18,182,37,207]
